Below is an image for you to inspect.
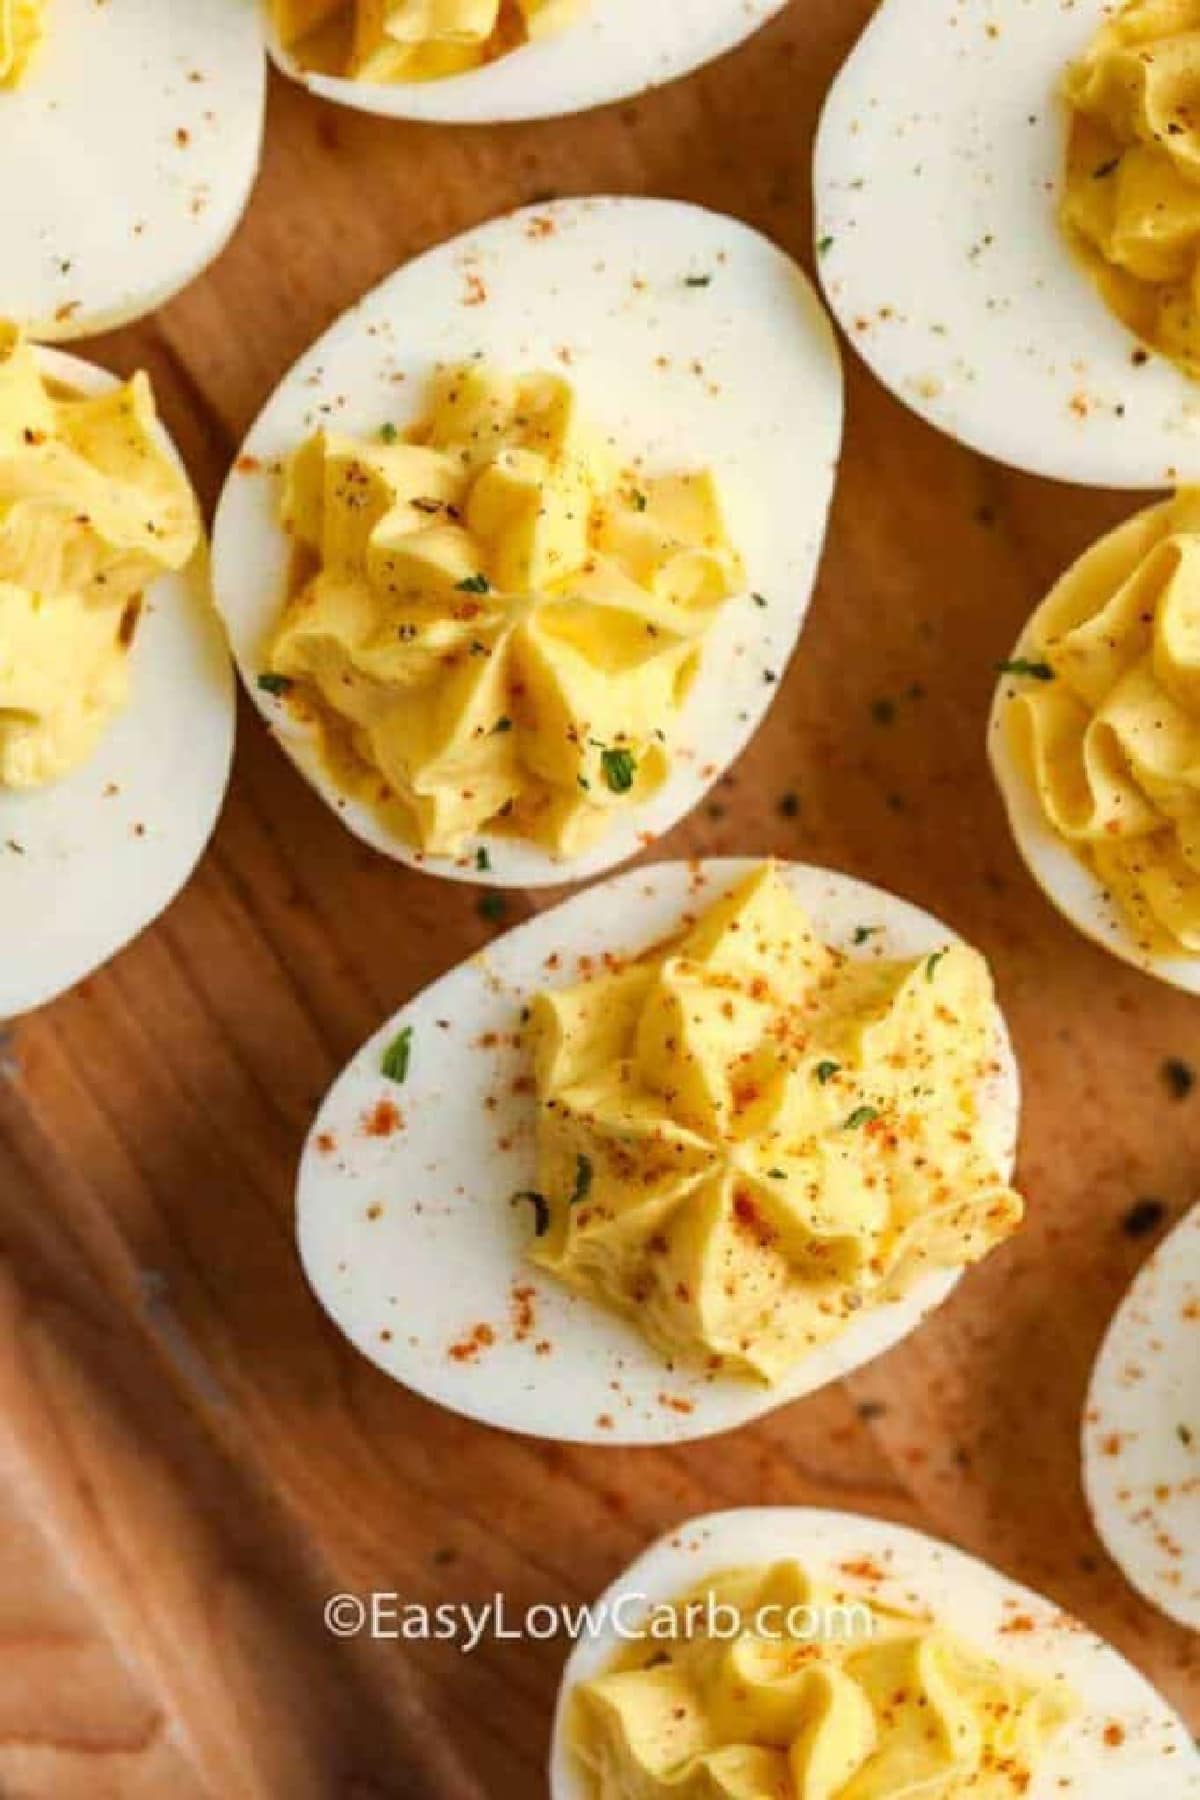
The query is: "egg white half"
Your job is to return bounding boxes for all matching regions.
[988,611,1200,995]
[548,1508,1200,1799]
[266,0,789,124]
[814,0,1200,489]
[296,859,1019,1447]
[212,196,843,889]
[1084,1203,1200,1632]
[0,350,236,1019]
[4,0,265,341]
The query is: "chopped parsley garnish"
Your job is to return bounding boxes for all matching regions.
[815,1060,842,1085]
[853,926,879,946]
[381,1025,413,1085]
[600,746,637,794]
[478,892,507,924]
[475,846,491,872]
[492,715,513,734]
[817,235,835,256]
[1178,1423,1195,1449]
[378,422,399,443]
[926,948,949,981]
[257,672,293,697]
[684,273,713,288]
[767,1168,787,1180]
[751,592,768,608]
[513,1190,550,1237]
[844,1105,880,1130]
[456,573,491,594]
[997,657,1055,682]
[632,490,648,512]
[569,1154,594,1206]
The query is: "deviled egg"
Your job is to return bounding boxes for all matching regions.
[549,1508,1200,1798]
[4,0,265,339]
[296,859,1022,1446]
[266,0,790,125]
[989,491,1200,992]
[0,331,235,1017]
[1084,1201,1200,1631]
[211,197,843,889]
[815,0,1200,488]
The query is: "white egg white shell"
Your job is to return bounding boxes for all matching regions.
[814,0,1200,489]
[1084,1203,1200,1631]
[265,0,789,124]
[5,0,265,340]
[211,197,843,889]
[296,859,1019,1447]
[0,350,235,1019]
[548,1508,1200,1799]
[988,613,1200,994]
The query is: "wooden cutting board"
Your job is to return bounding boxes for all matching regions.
[2,3,1197,1793]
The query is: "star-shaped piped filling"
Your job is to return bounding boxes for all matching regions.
[527,865,1023,1381]
[268,363,743,856]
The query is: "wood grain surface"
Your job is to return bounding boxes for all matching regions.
[2,3,1198,1794]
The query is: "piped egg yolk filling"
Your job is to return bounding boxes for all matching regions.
[1005,489,1200,957]
[1062,0,1200,378]
[264,363,743,860]
[570,1561,1077,1800]
[0,0,45,86]
[0,326,199,790]
[273,0,583,83]
[524,864,1023,1383]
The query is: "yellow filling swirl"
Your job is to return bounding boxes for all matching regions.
[273,0,583,83]
[570,1561,1076,1799]
[525,865,1022,1382]
[1006,490,1200,956]
[266,364,743,860]
[1062,0,1200,377]
[0,0,45,85]
[0,327,200,789]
